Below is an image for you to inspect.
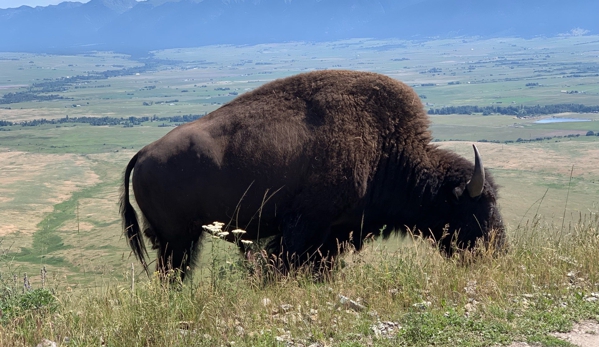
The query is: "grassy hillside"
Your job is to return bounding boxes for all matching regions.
[1,219,598,346]
[1,35,598,283]
[0,35,598,346]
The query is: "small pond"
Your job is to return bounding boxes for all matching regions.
[534,118,591,124]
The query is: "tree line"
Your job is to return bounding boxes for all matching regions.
[0,58,180,105]
[0,114,203,127]
[428,103,599,116]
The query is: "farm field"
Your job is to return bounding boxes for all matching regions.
[1,35,598,285]
[0,35,598,346]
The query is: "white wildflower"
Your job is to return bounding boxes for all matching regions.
[232,229,247,235]
[202,221,225,233]
[240,240,253,245]
[216,231,230,238]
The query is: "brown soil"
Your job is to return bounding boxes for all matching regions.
[507,320,599,347]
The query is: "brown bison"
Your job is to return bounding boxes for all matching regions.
[121,70,505,280]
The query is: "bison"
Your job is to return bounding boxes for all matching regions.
[121,70,505,280]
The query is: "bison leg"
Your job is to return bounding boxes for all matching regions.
[277,213,334,273]
[320,225,359,256]
[155,227,202,282]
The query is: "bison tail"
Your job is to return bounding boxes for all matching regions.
[120,152,149,275]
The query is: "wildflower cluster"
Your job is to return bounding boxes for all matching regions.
[202,221,253,246]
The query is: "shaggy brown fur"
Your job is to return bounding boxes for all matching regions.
[121,70,505,279]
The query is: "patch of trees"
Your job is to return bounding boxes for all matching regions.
[565,74,599,78]
[0,114,204,127]
[0,92,68,104]
[151,114,203,123]
[73,84,111,89]
[435,132,598,144]
[421,68,442,74]
[512,133,599,143]
[0,58,180,105]
[428,104,599,116]
[144,100,180,106]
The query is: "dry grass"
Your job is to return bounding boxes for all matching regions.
[439,141,599,228]
[1,215,598,346]
[0,109,74,123]
[0,150,99,236]
[440,141,599,177]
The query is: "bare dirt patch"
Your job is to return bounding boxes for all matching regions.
[551,320,599,347]
[0,85,28,89]
[0,108,68,122]
[507,320,599,347]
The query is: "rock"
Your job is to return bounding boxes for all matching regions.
[35,339,56,347]
[412,301,431,310]
[370,320,401,339]
[338,294,366,312]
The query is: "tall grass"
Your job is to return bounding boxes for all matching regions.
[1,216,598,346]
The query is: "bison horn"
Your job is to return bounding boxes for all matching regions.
[466,144,485,198]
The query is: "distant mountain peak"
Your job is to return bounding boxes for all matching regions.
[0,0,596,54]
[141,0,198,7]
[88,0,138,13]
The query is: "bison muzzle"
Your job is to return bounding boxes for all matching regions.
[121,70,505,280]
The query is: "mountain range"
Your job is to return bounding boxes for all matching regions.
[1,0,597,54]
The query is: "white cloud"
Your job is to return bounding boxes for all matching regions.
[559,28,590,37]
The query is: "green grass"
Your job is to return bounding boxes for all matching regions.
[1,34,599,286]
[3,36,599,122]
[1,217,598,346]
[12,184,108,267]
[1,35,599,345]
[430,113,599,142]
[0,123,171,154]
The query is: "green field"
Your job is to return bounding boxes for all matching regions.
[0,35,599,346]
[1,35,599,285]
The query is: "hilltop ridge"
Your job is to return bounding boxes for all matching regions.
[0,0,597,53]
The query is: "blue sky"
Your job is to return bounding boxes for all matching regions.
[0,0,89,8]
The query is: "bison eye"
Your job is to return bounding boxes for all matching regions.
[452,186,463,200]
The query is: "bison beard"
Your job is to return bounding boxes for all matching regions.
[121,70,505,280]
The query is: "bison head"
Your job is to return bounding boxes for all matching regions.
[432,145,505,254]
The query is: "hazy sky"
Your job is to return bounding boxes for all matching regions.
[0,0,89,9]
